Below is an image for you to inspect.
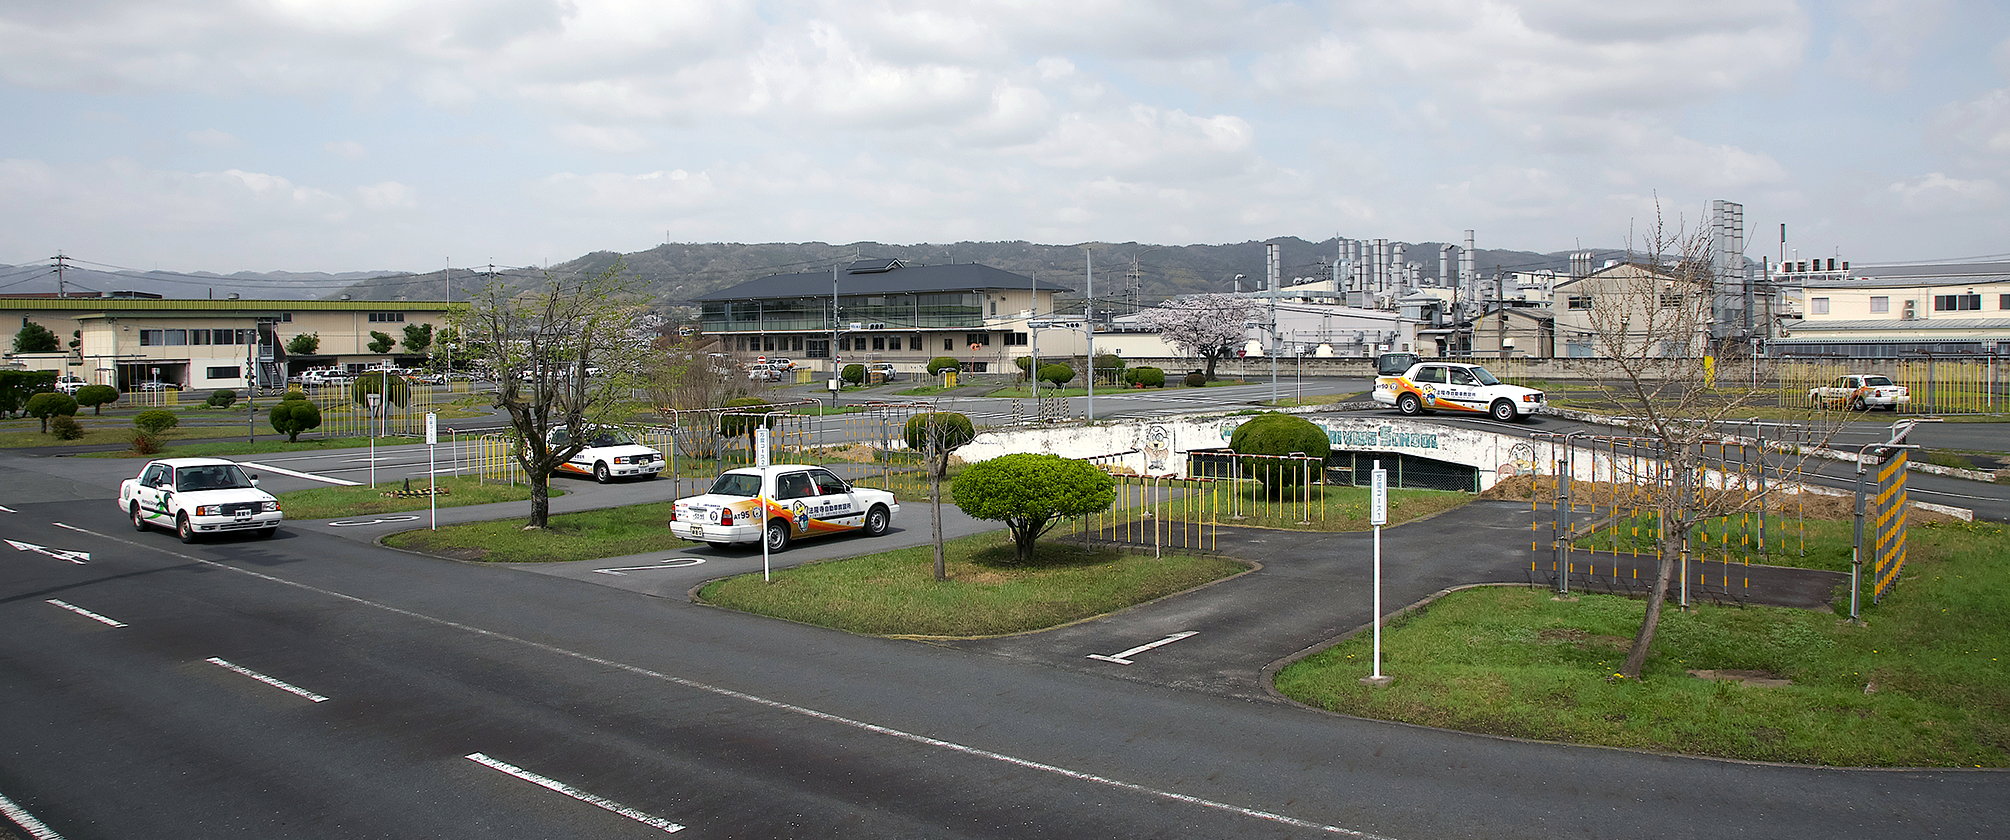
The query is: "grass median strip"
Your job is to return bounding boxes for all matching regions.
[385,501,676,563]
[1274,519,2010,767]
[278,476,550,520]
[701,532,1247,637]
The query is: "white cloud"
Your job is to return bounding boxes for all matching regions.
[325,140,368,160]
[551,124,651,153]
[1933,88,2010,162]
[1887,172,2004,214]
[1825,0,1953,91]
[357,181,418,210]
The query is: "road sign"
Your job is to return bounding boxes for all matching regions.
[1370,464,1388,526]
[425,412,438,445]
[755,426,771,468]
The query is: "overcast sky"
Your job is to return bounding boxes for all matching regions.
[1,0,2006,274]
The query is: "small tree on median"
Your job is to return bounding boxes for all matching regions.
[26,392,77,433]
[269,393,322,442]
[905,409,977,581]
[75,384,118,414]
[953,453,1115,565]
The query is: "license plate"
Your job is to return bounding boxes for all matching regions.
[688,524,703,536]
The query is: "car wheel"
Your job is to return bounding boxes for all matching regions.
[1848,397,1866,412]
[1490,399,1518,422]
[764,519,791,552]
[131,502,148,532]
[863,504,891,537]
[593,462,612,484]
[1397,392,1422,416]
[176,514,197,544]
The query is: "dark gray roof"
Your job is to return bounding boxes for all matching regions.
[694,261,1072,302]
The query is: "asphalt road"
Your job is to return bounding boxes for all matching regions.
[2,446,2006,838]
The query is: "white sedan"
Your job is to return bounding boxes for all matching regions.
[671,465,898,551]
[119,458,283,542]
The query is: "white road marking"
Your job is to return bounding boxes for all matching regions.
[465,753,685,834]
[0,790,65,840]
[45,599,125,628]
[236,461,362,486]
[205,657,330,703]
[4,539,89,565]
[594,558,707,575]
[65,523,1392,839]
[326,515,422,527]
[52,523,91,534]
[0,505,16,513]
[1087,631,1198,665]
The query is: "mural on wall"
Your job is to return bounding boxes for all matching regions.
[1500,442,1537,477]
[1218,417,1245,441]
[1142,424,1172,473]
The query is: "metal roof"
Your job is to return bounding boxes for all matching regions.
[0,297,451,312]
[694,261,1071,301]
[1800,273,2010,289]
[1791,317,2010,331]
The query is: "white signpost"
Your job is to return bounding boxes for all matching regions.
[1361,461,1392,687]
[756,426,772,581]
[426,412,438,530]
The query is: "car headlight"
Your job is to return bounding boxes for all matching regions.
[614,456,631,464]
[195,505,220,516]
[263,501,280,512]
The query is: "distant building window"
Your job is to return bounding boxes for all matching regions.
[965,332,992,346]
[1004,332,1028,346]
[887,337,902,351]
[206,366,240,379]
[1870,296,1889,314]
[367,312,406,322]
[805,340,829,359]
[2002,294,2010,310]
[1811,297,1829,315]
[1934,293,1981,311]
[1567,295,1593,310]
[872,336,885,351]
[944,338,954,350]
[1659,293,1684,309]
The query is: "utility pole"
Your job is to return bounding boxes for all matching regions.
[1084,246,1094,422]
[830,263,841,406]
[51,252,70,298]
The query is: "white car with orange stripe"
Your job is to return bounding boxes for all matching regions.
[546,426,663,483]
[1373,362,1545,422]
[670,465,898,551]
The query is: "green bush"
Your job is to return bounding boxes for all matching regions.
[281,389,307,402]
[74,384,119,414]
[26,392,79,433]
[953,454,1116,564]
[130,431,162,455]
[1037,363,1075,387]
[841,363,865,385]
[1093,353,1124,379]
[926,356,960,376]
[720,397,780,440]
[903,412,975,477]
[206,389,237,409]
[1184,371,1207,388]
[50,415,84,440]
[1123,366,1165,387]
[269,399,323,442]
[134,408,179,435]
[1228,412,1332,498]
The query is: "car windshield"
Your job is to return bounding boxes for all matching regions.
[708,473,764,497]
[1864,376,1894,386]
[1467,366,1502,386]
[587,428,637,447]
[175,465,253,492]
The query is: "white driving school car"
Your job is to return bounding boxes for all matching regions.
[546,426,664,483]
[670,465,899,551]
[118,457,282,542]
[1373,361,1545,422]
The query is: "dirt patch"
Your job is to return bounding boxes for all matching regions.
[1688,668,1793,688]
[1536,628,1631,651]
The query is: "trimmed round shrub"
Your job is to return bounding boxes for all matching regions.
[281,389,308,402]
[269,399,322,442]
[134,409,179,435]
[903,411,975,476]
[206,389,237,409]
[1183,371,1207,388]
[952,453,1116,564]
[841,363,865,385]
[1123,366,1166,388]
[74,384,119,414]
[1228,412,1332,498]
[50,415,84,441]
[926,356,960,376]
[27,392,78,433]
[1037,363,1075,387]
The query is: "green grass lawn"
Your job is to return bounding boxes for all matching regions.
[384,501,678,563]
[1275,518,2010,767]
[277,476,549,520]
[699,530,1246,637]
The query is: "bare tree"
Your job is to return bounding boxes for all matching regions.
[1561,206,1841,678]
[1136,293,1254,381]
[453,261,654,529]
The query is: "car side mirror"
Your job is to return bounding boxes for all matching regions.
[250,476,260,487]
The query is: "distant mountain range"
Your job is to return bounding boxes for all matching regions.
[5,238,1633,311]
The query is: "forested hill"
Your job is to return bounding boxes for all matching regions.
[329,238,1589,312]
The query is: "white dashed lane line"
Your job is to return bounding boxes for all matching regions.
[466,753,685,834]
[45,600,126,628]
[205,657,331,703]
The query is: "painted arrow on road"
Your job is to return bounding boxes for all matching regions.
[594,558,707,575]
[1086,631,1196,665]
[6,539,90,564]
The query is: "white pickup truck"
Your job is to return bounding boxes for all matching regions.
[670,465,899,551]
[119,457,283,542]
[1373,361,1546,422]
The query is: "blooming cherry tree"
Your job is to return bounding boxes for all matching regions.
[1136,293,1253,381]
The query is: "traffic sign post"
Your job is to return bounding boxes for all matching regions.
[426,412,438,530]
[1361,461,1392,687]
[757,426,772,581]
